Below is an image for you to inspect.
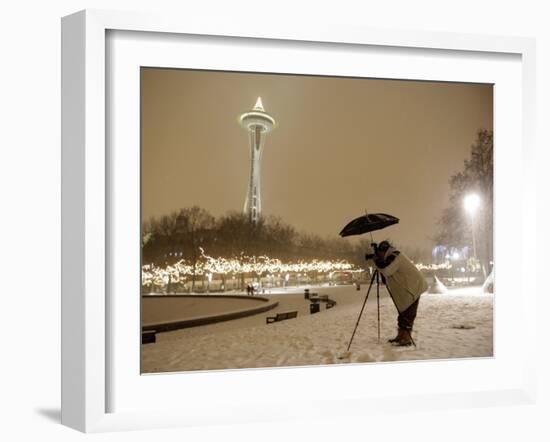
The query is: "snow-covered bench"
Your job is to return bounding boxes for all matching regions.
[304,289,318,299]
[310,294,336,309]
[266,311,298,324]
[326,300,336,309]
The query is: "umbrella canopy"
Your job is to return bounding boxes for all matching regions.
[339,213,399,237]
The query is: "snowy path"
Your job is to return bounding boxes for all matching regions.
[141,285,493,373]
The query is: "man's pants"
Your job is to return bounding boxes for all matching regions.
[398,298,420,331]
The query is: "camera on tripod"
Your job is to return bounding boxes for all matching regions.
[365,242,378,261]
[365,240,392,261]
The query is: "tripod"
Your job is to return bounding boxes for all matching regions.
[345,269,381,352]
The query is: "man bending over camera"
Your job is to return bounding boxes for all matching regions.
[367,241,428,346]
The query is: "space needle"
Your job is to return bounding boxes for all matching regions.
[239,97,276,223]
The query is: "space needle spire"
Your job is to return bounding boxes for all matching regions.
[239,97,276,223]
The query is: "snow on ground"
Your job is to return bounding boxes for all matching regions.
[141,285,493,373]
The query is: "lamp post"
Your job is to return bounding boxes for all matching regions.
[464,193,481,278]
[445,253,454,283]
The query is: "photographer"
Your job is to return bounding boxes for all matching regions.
[366,241,428,346]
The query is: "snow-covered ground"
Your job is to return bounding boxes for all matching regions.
[141,285,493,373]
[142,295,271,325]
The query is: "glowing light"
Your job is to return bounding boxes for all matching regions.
[415,262,452,271]
[464,193,480,262]
[239,111,276,128]
[464,193,481,215]
[432,245,447,259]
[253,96,264,111]
[141,248,363,289]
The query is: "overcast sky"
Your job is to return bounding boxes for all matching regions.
[141,68,493,251]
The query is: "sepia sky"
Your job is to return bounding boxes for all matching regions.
[141,68,493,251]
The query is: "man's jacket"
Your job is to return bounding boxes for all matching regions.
[371,248,428,313]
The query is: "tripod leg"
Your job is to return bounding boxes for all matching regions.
[377,271,380,343]
[345,270,377,352]
[408,330,417,347]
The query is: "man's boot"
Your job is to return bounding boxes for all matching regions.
[388,328,406,344]
[393,328,413,346]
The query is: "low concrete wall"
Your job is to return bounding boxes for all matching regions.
[142,295,278,333]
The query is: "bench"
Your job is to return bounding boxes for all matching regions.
[326,300,336,309]
[304,290,318,299]
[142,330,157,344]
[309,294,336,309]
[266,311,298,324]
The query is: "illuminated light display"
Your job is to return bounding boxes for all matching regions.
[141,247,363,289]
[141,250,450,290]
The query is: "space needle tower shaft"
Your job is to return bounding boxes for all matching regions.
[239,97,276,223]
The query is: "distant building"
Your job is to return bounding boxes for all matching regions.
[239,97,276,223]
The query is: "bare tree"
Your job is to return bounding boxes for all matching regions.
[435,129,493,275]
[174,206,215,291]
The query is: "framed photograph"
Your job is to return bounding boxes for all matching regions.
[61,9,537,433]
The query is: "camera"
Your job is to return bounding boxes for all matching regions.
[365,243,378,261]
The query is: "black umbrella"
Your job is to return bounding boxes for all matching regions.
[339,213,399,237]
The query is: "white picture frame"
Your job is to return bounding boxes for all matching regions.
[61,9,537,433]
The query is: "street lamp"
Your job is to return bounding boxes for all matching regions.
[464,193,481,277]
[445,253,454,283]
